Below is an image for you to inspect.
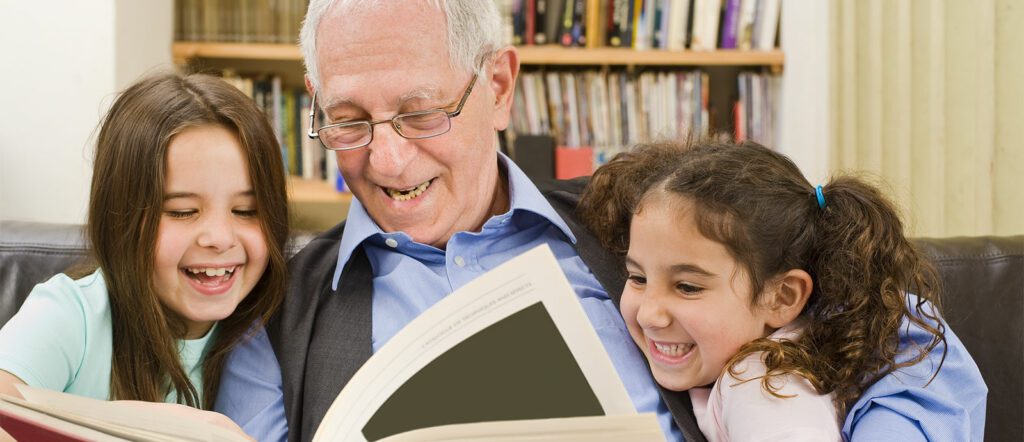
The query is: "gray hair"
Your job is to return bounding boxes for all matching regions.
[300,0,503,94]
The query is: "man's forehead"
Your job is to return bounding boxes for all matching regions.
[319,81,449,112]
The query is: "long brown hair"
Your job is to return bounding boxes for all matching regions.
[579,140,946,416]
[89,73,288,409]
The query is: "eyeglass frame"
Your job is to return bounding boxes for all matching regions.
[306,72,479,151]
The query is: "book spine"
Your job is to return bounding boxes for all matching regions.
[526,0,536,45]
[545,0,566,46]
[585,0,602,48]
[736,0,756,49]
[572,0,587,46]
[754,0,780,50]
[560,0,575,46]
[535,0,549,44]
[719,0,740,49]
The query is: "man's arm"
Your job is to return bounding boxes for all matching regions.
[214,327,289,442]
[843,297,987,441]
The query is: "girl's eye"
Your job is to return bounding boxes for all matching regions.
[233,209,258,218]
[626,274,647,286]
[165,210,196,219]
[677,282,704,295]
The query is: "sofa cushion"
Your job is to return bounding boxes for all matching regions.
[0,221,89,326]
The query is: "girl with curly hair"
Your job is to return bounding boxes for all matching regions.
[579,140,953,440]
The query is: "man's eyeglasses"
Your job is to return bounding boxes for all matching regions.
[307,73,479,151]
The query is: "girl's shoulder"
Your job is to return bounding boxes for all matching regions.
[713,326,842,441]
[0,270,114,398]
[32,270,110,311]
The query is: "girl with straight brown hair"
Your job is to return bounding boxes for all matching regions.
[0,73,288,433]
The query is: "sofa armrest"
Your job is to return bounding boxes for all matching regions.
[913,235,1024,441]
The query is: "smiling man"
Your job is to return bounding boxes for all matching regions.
[215,1,691,440]
[214,1,985,442]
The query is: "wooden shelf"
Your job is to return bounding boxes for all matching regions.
[172,42,784,68]
[517,46,783,67]
[287,176,351,204]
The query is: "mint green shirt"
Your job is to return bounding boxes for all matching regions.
[0,270,215,404]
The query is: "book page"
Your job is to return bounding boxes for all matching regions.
[314,244,638,441]
[0,395,127,441]
[12,385,249,442]
[378,413,665,442]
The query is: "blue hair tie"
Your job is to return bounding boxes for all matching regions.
[815,185,826,209]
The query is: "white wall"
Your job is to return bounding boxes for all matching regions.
[0,0,172,224]
[778,0,832,184]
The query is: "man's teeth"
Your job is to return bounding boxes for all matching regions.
[654,342,694,357]
[186,266,235,277]
[386,180,431,201]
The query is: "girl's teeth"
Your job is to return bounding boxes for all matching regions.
[654,342,694,357]
[187,266,234,276]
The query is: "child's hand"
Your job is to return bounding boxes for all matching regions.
[116,401,254,442]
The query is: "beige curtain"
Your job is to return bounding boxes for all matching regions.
[832,0,1023,237]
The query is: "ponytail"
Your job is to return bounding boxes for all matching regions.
[793,177,946,413]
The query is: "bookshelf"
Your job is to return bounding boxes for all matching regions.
[286,176,351,231]
[173,42,784,69]
[173,2,787,231]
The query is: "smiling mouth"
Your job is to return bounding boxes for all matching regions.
[384,179,434,201]
[653,341,695,358]
[182,265,237,286]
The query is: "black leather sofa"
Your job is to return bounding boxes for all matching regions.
[1,220,1021,440]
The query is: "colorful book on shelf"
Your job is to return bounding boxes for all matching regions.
[719,0,741,49]
[555,146,595,179]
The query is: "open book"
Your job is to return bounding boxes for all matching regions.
[0,245,664,441]
[0,385,250,441]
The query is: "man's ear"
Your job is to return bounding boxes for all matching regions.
[487,46,520,131]
[304,75,315,96]
[764,269,813,329]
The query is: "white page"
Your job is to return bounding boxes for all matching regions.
[14,385,249,442]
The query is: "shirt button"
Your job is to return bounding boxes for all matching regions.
[454,256,466,267]
[385,238,399,248]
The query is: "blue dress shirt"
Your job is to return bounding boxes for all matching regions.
[216,155,986,442]
[216,154,682,441]
[843,297,987,441]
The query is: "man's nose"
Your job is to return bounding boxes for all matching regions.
[366,123,417,178]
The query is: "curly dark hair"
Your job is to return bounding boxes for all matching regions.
[578,140,947,417]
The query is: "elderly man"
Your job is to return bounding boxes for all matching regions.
[215,1,986,441]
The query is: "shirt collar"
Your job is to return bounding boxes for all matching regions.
[331,152,577,290]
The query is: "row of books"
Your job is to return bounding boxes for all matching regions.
[510,69,711,156]
[174,0,778,52]
[220,72,345,190]
[500,0,781,51]
[735,71,777,147]
[175,0,307,43]
[508,68,776,169]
